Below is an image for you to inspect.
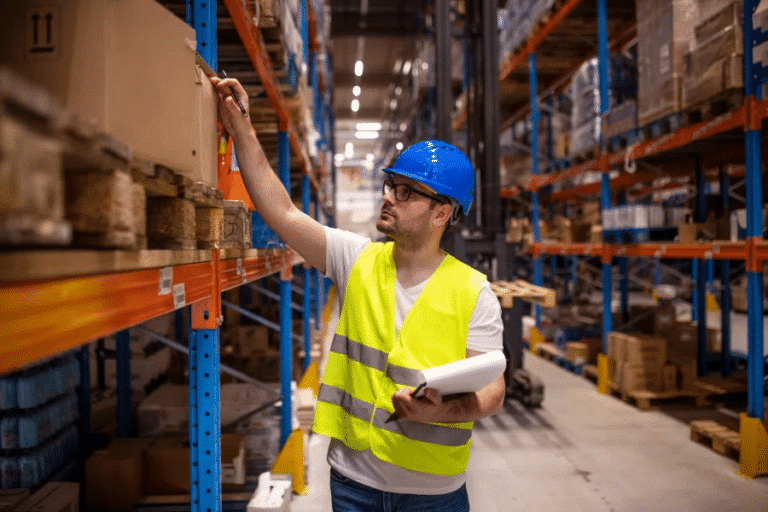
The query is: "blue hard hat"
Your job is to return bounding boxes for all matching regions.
[383,140,475,215]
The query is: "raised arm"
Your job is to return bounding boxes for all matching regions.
[211,76,327,274]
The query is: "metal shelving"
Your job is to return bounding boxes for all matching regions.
[2,0,332,508]
[491,0,767,478]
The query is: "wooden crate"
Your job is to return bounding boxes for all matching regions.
[146,197,196,250]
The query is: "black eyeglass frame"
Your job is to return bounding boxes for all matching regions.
[382,179,448,205]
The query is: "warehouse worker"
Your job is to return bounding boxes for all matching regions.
[212,76,505,511]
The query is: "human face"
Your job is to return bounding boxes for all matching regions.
[376,175,443,243]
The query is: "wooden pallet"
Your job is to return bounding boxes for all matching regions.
[582,364,598,384]
[536,342,564,362]
[491,280,556,307]
[681,88,743,126]
[610,385,709,410]
[690,420,741,461]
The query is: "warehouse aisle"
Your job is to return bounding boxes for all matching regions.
[292,354,768,511]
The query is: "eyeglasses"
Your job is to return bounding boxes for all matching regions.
[382,179,447,204]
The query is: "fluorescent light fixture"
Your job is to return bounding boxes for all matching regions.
[393,58,402,73]
[351,99,359,112]
[345,142,354,158]
[355,60,364,77]
[395,86,402,96]
[356,122,382,131]
[334,153,344,163]
[355,131,379,139]
[389,99,397,110]
[353,85,361,96]
[402,60,411,74]
[396,142,404,151]
[366,153,375,161]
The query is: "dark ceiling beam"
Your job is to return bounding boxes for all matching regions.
[330,12,421,37]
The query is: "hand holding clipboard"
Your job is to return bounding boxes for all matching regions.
[386,350,506,422]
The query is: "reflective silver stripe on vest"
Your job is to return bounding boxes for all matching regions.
[385,364,421,387]
[319,383,375,422]
[318,384,471,447]
[372,408,472,446]
[330,334,389,371]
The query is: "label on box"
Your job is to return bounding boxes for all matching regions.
[25,6,60,60]
[231,146,240,172]
[159,267,173,295]
[173,283,186,309]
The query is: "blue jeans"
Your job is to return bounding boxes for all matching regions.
[330,468,470,512]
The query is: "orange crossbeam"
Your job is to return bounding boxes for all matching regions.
[529,242,748,262]
[0,262,214,375]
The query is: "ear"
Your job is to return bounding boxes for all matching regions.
[431,203,453,228]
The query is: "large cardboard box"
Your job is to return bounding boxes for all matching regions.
[624,334,666,370]
[636,0,698,126]
[0,0,214,185]
[653,302,677,334]
[14,482,79,512]
[144,434,245,495]
[623,363,663,393]
[85,438,149,512]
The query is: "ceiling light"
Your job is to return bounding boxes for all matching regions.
[395,86,402,96]
[402,60,411,74]
[353,85,361,96]
[422,61,428,70]
[351,99,359,112]
[389,99,397,110]
[366,153,375,161]
[345,142,354,158]
[355,131,379,139]
[355,60,364,77]
[399,122,407,131]
[396,142,404,151]
[356,122,382,131]
[393,58,402,73]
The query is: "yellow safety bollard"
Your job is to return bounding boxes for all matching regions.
[529,326,544,355]
[706,292,721,312]
[739,413,768,478]
[298,361,320,397]
[596,353,611,394]
[272,429,308,495]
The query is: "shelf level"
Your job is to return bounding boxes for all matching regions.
[531,241,749,261]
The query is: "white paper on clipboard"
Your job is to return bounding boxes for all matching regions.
[413,350,507,398]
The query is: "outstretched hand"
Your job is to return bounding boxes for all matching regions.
[391,386,444,423]
[210,76,252,140]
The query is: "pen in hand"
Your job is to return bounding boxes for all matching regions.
[220,70,248,117]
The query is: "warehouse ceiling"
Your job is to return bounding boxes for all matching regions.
[328,0,424,169]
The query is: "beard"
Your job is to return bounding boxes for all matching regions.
[376,206,396,237]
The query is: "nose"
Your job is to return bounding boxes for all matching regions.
[382,186,395,205]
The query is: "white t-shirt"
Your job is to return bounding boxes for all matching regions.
[322,226,503,495]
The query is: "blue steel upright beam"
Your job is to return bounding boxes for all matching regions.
[745,0,765,422]
[187,3,221,510]
[77,345,91,479]
[529,53,542,328]
[115,329,132,438]
[598,0,612,360]
[278,129,293,446]
[719,169,732,376]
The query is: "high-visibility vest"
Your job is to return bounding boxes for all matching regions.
[313,242,486,475]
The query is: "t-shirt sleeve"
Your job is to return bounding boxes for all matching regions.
[465,281,504,353]
[323,226,370,299]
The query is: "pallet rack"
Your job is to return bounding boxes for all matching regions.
[1,0,333,508]
[484,0,767,478]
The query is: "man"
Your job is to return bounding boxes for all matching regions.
[212,76,505,511]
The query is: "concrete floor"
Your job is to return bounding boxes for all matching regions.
[292,352,768,512]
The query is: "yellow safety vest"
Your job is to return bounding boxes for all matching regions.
[313,241,486,475]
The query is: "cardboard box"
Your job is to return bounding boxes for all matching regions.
[565,342,589,364]
[662,364,678,392]
[668,321,698,359]
[624,334,666,370]
[602,100,637,139]
[673,358,698,390]
[85,438,149,512]
[678,222,717,243]
[14,482,79,512]
[144,434,245,495]
[636,0,698,126]
[0,489,31,511]
[622,363,663,393]
[0,0,212,184]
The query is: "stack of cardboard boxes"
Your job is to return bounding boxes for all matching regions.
[608,303,721,393]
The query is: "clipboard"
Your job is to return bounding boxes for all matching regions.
[385,350,507,422]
